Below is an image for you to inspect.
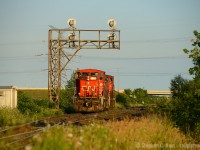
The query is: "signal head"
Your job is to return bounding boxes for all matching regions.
[107,19,116,29]
[68,18,76,28]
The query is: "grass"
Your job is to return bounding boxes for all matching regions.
[32,115,194,150]
[0,107,29,126]
[0,107,63,127]
[18,89,48,99]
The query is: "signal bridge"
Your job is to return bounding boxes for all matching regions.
[48,18,120,108]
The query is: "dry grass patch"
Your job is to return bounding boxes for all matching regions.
[32,115,194,150]
[105,116,192,149]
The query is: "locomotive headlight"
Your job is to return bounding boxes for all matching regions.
[90,77,96,80]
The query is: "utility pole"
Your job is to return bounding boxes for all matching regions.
[117,67,120,93]
[48,18,120,108]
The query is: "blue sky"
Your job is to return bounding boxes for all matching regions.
[0,0,200,90]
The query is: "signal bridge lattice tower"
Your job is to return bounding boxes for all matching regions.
[48,19,120,108]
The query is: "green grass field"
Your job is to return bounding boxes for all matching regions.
[18,89,48,99]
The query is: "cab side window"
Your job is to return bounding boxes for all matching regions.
[76,72,81,79]
[91,72,98,77]
[100,73,103,80]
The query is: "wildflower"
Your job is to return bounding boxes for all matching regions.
[76,141,82,147]
[67,133,73,138]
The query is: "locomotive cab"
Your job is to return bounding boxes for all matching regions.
[74,69,115,112]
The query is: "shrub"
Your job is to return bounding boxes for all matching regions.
[116,93,132,107]
[0,107,27,126]
[133,88,150,104]
[154,97,172,116]
[60,88,75,113]
[33,99,50,108]
[193,123,200,141]
[17,91,63,117]
[116,88,155,107]
[170,76,200,138]
[17,91,41,115]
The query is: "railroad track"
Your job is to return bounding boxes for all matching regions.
[0,106,146,149]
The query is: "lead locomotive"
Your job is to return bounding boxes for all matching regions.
[73,69,115,112]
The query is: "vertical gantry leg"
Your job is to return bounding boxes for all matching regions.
[48,30,61,108]
[48,30,81,108]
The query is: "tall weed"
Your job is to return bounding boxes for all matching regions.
[33,116,193,150]
[0,107,28,126]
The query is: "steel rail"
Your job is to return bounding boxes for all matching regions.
[2,107,146,149]
[0,128,43,140]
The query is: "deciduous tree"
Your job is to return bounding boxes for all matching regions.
[183,30,200,79]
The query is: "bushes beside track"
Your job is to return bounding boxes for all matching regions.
[116,86,200,141]
[0,107,28,126]
[19,88,75,113]
[116,88,167,107]
[17,91,63,117]
[151,76,200,141]
[0,89,75,126]
[60,88,75,113]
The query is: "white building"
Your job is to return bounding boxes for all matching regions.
[0,86,17,108]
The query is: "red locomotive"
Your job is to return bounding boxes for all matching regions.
[74,69,116,112]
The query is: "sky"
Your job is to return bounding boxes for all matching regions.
[0,0,200,90]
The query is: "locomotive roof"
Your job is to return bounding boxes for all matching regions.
[106,74,114,77]
[76,69,105,73]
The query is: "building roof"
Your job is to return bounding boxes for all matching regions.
[0,86,16,89]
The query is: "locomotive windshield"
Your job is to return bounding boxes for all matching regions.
[91,72,98,77]
[76,71,99,80]
[82,72,89,77]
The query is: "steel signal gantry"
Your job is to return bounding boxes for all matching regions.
[48,19,120,108]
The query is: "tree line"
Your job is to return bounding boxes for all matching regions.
[116,30,200,141]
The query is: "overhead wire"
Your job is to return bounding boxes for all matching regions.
[118,73,189,77]
[0,56,189,81]
[0,40,47,46]
[0,53,188,61]
[122,37,192,43]
[0,69,189,77]
[107,71,189,77]
[0,36,190,61]
[79,55,188,60]
[0,69,47,74]
[0,36,190,77]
